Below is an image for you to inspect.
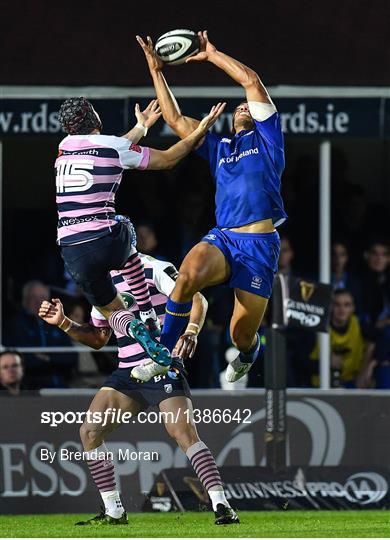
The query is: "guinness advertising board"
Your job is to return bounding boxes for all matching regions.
[273,274,332,332]
[144,466,390,511]
[1,392,390,513]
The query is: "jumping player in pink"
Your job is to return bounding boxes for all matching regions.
[55,97,225,365]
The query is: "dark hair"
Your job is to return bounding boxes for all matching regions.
[59,97,102,135]
[366,238,389,252]
[0,349,24,365]
[332,238,349,250]
[333,288,354,299]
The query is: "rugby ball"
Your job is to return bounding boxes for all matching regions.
[155,29,200,65]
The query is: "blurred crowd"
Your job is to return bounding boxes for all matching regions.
[1,232,389,395]
[1,152,390,394]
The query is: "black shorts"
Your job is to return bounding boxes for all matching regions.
[102,364,191,409]
[60,222,131,306]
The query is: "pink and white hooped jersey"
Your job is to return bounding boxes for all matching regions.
[55,134,150,246]
[90,254,179,368]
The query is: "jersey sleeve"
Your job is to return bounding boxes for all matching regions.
[116,138,150,170]
[99,135,151,170]
[90,306,110,328]
[149,258,179,297]
[248,101,284,149]
[195,132,221,171]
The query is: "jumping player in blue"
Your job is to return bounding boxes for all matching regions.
[135,31,287,382]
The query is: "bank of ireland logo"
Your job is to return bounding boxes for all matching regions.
[251,276,262,290]
[204,234,216,241]
[164,384,173,394]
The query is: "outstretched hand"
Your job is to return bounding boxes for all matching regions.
[38,298,64,326]
[136,35,164,71]
[135,99,162,129]
[186,30,217,63]
[198,102,226,133]
[173,332,198,360]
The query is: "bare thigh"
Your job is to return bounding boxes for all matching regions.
[229,288,268,352]
[95,293,127,319]
[171,242,231,302]
[80,388,143,450]
[159,396,199,453]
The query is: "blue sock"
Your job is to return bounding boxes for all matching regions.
[239,333,261,364]
[160,298,193,352]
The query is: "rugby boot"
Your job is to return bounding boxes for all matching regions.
[139,307,161,338]
[128,319,171,366]
[75,506,128,526]
[131,358,169,382]
[225,355,254,382]
[214,504,240,525]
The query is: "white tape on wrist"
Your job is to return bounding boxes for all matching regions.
[59,317,72,333]
[186,323,200,335]
[135,122,148,136]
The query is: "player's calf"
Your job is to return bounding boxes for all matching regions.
[185,441,239,524]
[79,421,106,451]
[79,415,126,524]
[77,440,126,524]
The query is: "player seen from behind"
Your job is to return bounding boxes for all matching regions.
[56,96,225,369]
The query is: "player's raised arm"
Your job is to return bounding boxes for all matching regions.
[187,30,274,106]
[122,99,162,143]
[39,299,112,350]
[137,35,200,138]
[146,101,225,169]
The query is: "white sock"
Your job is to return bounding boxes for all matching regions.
[101,489,124,519]
[208,486,230,511]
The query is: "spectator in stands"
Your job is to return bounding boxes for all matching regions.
[4,280,77,388]
[177,191,213,259]
[331,240,361,312]
[276,235,315,386]
[67,302,107,387]
[0,350,28,396]
[361,241,390,330]
[278,235,295,277]
[311,289,375,388]
[360,240,390,388]
[135,222,166,260]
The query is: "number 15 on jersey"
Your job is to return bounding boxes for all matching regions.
[56,158,94,193]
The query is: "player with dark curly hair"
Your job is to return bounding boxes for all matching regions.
[52,96,225,365]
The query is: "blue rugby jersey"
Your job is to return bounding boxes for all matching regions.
[196,108,287,229]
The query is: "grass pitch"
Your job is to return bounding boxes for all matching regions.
[0,510,389,537]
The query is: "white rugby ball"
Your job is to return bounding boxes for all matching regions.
[155,29,200,65]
